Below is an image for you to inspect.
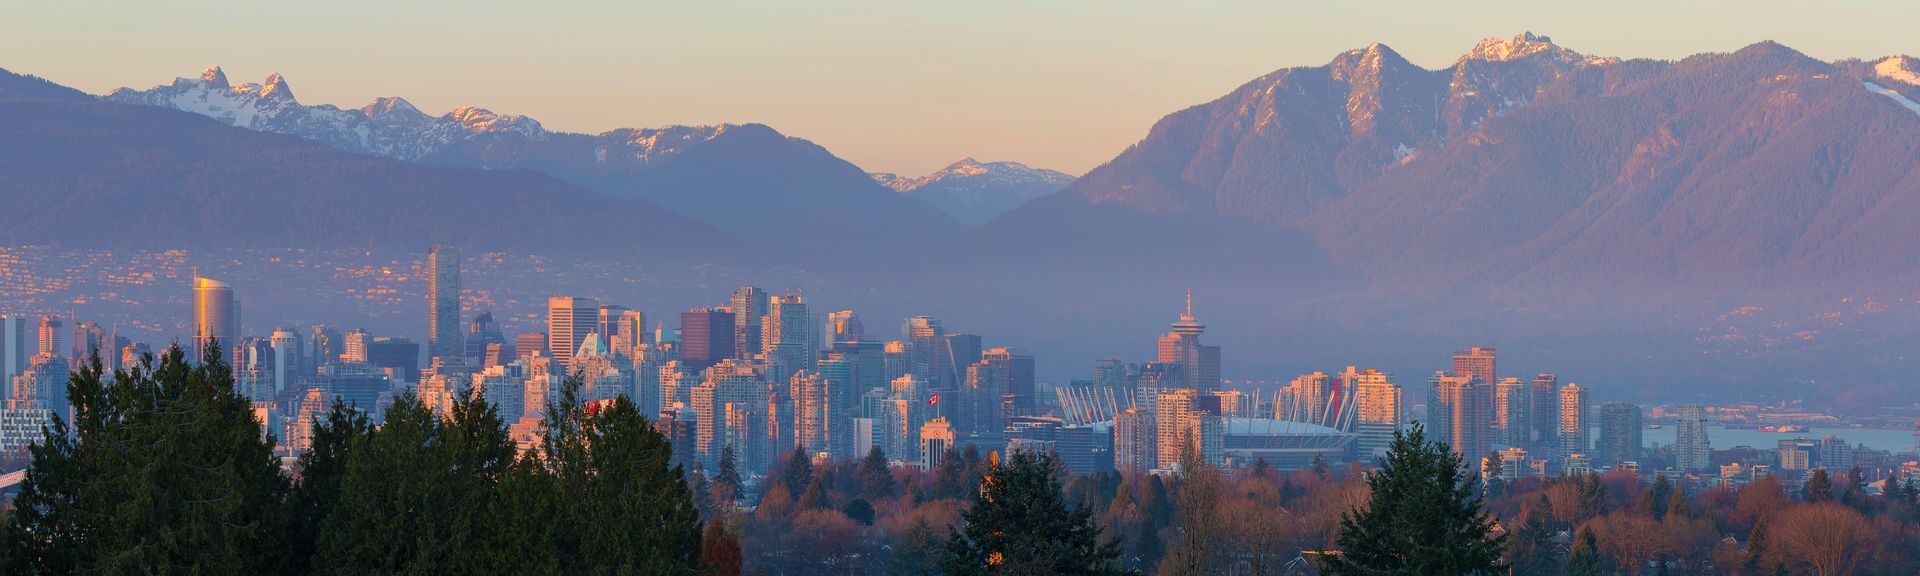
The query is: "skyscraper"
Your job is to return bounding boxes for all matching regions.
[902,316,948,388]
[1529,374,1560,454]
[1452,347,1496,388]
[1114,407,1154,473]
[690,358,764,469]
[982,347,1035,417]
[515,332,548,360]
[612,309,647,354]
[763,295,817,382]
[594,304,629,355]
[1674,404,1710,472]
[1349,368,1401,458]
[1154,388,1222,469]
[1560,382,1590,456]
[1,316,30,387]
[826,310,863,347]
[36,316,63,362]
[192,277,238,364]
[1156,292,1219,393]
[270,328,299,395]
[1427,372,1492,470]
[1495,377,1529,447]
[465,312,507,364]
[942,333,983,390]
[1594,402,1642,468]
[546,297,599,368]
[426,245,461,365]
[1282,371,1332,425]
[790,369,828,454]
[679,307,736,372]
[729,286,769,361]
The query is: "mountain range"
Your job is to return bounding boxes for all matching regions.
[872,158,1075,225]
[0,68,741,261]
[104,68,967,258]
[974,34,1920,300]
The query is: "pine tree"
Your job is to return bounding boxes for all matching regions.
[843,498,876,525]
[1576,474,1608,521]
[798,475,833,510]
[860,445,897,499]
[1744,518,1773,576]
[1508,493,1559,576]
[289,397,371,567]
[533,377,704,574]
[1642,474,1672,520]
[716,444,744,501]
[1322,423,1506,575]
[0,345,295,574]
[1805,468,1833,502]
[1563,526,1603,576]
[784,445,814,496]
[938,451,1126,575]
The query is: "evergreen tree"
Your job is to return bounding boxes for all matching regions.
[798,476,832,510]
[1744,518,1773,576]
[1663,483,1690,520]
[0,346,294,574]
[289,398,372,567]
[860,445,897,499]
[532,378,704,574]
[1507,493,1559,576]
[1323,423,1506,575]
[1562,526,1602,576]
[891,517,945,575]
[843,498,876,526]
[1805,468,1833,502]
[691,465,716,517]
[716,444,744,501]
[933,446,967,499]
[784,445,814,496]
[1575,474,1608,521]
[938,451,1126,575]
[1642,474,1672,520]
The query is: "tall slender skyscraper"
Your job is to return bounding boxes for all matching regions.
[1560,382,1590,456]
[546,296,598,368]
[1674,404,1710,472]
[902,316,948,388]
[763,295,817,382]
[1156,291,1219,393]
[1495,377,1529,446]
[192,277,238,364]
[37,317,64,362]
[730,286,769,361]
[1,316,30,403]
[426,245,461,366]
[1529,374,1560,454]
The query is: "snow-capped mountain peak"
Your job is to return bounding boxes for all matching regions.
[870,157,1076,224]
[1462,32,1580,63]
[199,65,229,89]
[258,73,293,101]
[1875,56,1920,87]
[448,106,547,139]
[361,96,427,122]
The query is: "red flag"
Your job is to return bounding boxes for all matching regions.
[928,393,939,405]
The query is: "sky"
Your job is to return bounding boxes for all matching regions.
[7,1,1917,176]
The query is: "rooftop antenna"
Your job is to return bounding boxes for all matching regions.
[1185,289,1193,317]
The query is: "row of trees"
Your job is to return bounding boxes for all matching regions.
[0,345,1132,575]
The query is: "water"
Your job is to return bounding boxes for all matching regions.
[1638,425,1915,453]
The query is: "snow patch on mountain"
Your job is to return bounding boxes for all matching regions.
[1874,56,1920,87]
[1462,32,1580,64]
[1864,81,1920,118]
[106,66,731,165]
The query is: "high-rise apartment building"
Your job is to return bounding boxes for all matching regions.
[982,347,1035,418]
[790,370,828,454]
[192,277,237,364]
[545,297,598,368]
[594,305,628,354]
[1495,377,1529,447]
[1114,407,1154,473]
[1452,347,1496,389]
[1594,402,1642,468]
[426,245,461,365]
[1427,372,1492,470]
[1674,404,1710,472]
[1156,292,1220,393]
[691,358,765,469]
[1154,388,1222,469]
[763,295,817,382]
[1283,371,1332,425]
[465,312,507,364]
[729,286,768,361]
[827,310,863,347]
[36,317,64,363]
[612,309,647,354]
[1529,374,1560,454]
[678,307,735,372]
[1349,368,1401,458]
[270,328,299,395]
[1559,382,1590,456]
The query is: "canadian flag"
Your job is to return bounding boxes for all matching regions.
[928,393,939,405]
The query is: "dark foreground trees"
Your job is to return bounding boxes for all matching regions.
[0,343,703,575]
[938,450,1128,575]
[1323,423,1505,575]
